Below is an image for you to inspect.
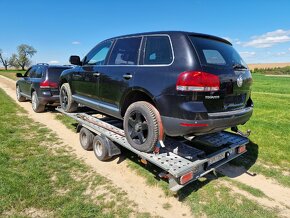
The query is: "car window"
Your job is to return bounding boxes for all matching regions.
[108,37,142,65]
[28,67,37,78]
[144,36,173,65]
[84,41,113,65]
[24,68,32,77]
[203,50,226,65]
[48,67,70,82]
[35,66,45,78]
[189,36,247,68]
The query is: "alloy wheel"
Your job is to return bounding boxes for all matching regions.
[127,111,148,145]
[32,93,37,110]
[60,88,68,109]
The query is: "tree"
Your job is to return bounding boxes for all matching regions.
[0,49,10,70]
[9,54,19,69]
[9,44,37,70]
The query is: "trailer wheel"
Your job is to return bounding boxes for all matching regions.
[93,135,110,161]
[124,101,161,153]
[60,83,78,112]
[79,127,94,151]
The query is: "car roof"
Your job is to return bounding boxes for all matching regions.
[106,31,232,45]
[33,64,72,69]
[47,65,72,68]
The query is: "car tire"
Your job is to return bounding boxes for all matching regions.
[93,135,110,161]
[60,83,78,112]
[79,127,94,151]
[31,91,45,113]
[123,101,161,153]
[16,85,26,102]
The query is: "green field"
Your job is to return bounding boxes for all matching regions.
[0,70,23,80]
[0,88,146,217]
[252,66,290,75]
[237,73,290,186]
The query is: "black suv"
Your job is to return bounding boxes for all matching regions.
[59,31,253,152]
[16,64,72,112]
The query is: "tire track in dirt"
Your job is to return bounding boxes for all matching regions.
[0,75,192,218]
[218,164,290,216]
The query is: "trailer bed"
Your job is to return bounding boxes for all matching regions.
[56,108,249,191]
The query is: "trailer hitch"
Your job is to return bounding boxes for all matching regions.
[231,126,251,138]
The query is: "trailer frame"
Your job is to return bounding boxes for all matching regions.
[56,107,249,191]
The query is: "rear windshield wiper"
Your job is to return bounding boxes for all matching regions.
[233,63,248,70]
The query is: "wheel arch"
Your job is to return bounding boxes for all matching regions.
[59,77,68,88]
[120,87,157,117]
[30,87,35,96]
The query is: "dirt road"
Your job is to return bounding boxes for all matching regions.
[1,75,290,217]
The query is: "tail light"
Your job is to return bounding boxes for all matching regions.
[176,71,220,92]
[180,171,193,185]
[237,145,247,154]
[40,80,58,88]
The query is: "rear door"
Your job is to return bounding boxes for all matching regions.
[98,37,142,116]
[189,36,252,112]
[22,66,37,96]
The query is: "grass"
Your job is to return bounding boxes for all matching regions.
[54,114,78,131]
[252,66,290,75]
[0,88,147,217]
[251,73,290,94]
[0,69,24,80]
[178,179,278,218]
[234,73,290,187]
[224,178,267,198]
[162,203,172,210]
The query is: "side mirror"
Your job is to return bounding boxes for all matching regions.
[69,55,81,65]
[16,73,23,77]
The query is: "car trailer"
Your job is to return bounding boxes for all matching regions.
[56,108,249,191]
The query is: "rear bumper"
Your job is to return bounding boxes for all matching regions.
[161,107,253,136]
[38,95,59,105]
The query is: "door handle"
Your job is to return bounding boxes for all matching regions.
[93,72,101,77]
[123,74,132,80]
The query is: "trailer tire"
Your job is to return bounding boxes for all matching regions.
[124,101,161,153]
[60,83,78,112]
[93,135,110,161]
[79,127,94,151]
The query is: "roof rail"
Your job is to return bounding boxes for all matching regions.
[36,63,49,66]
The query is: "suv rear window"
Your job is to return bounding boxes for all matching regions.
[109,37,142,65]
[144,36,173,65]
[48,67,70,82]
[189,36,246,68]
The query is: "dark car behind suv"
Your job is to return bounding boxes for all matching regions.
[16,63,72,112]
[59,31,253,152]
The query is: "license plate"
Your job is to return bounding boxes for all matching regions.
[208,153,225,165]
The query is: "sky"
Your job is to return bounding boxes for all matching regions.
[0,0,290,65]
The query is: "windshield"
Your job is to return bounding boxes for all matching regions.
[189,36,247,69]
